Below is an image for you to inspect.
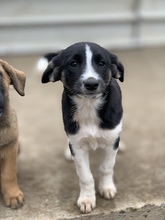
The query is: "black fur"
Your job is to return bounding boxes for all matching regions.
[69,142,75,156]
[0,72,5,117]
[98,80,123,130]
[42,42,124,85]
[41,42,125,213]
[62,89,79,134]
[62,79,123,135]
[41,42,124,135]
[113,137,120,150]
[44,53,59,62]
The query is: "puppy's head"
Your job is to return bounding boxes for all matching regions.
[42,42,124,98]
[0,59,26,116]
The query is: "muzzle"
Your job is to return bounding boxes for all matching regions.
[0,87,5,117]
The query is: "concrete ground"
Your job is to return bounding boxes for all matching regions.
[0,47,165,219]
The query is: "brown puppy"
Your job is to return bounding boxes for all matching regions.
[0,59,26,208]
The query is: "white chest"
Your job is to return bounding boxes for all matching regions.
[69,96,122,150]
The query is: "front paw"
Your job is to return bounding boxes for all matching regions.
[99,185,117,200]
[77,196,96,213]
[4,190,24,209]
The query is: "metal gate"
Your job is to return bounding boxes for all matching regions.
[0,0,165,55]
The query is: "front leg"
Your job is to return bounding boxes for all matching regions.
[99,137,119,200]
[73,147,96,213]
[1,141,24,208]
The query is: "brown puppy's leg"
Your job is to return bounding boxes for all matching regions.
[1,141,24,208]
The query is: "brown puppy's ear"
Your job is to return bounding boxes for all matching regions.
[41,53,62,84]
[0,59,26,96]
[109,53,124,82]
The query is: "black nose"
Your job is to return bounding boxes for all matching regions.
[84,77,99,91]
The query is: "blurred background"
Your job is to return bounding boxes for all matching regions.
[0,1,165,219]
[1,0,165,55]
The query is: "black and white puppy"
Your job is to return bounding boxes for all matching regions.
[41,42,124,213]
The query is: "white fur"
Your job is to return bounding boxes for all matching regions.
[81,44,99,81]
[69,95,122,151]
[73,148,96,213]
[98,146,118,199]
[68,95,122,213]
[37,57,48,72]
[61,43,122,213]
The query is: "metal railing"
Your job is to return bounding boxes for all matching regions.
[0,0,165,55]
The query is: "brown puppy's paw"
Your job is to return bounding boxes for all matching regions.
[4,190,24,209]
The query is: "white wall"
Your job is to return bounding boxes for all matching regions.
[0,0,165,55]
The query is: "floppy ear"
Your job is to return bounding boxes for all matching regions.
[41,53,62,84]
[110,53,124,82]
[0,59,26,96]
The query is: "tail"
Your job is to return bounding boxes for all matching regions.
[37,53,58,72]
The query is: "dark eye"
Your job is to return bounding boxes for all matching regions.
[98,60,106,67]
[69,60,79,68]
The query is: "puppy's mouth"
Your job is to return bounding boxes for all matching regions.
[84,94,102,99]
[77,90,102,99]
[72,79,105,98]
[75,85,104,99]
